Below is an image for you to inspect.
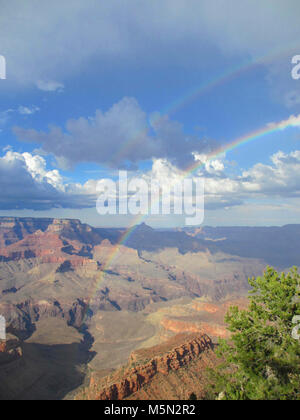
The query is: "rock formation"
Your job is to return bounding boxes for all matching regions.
[0,217,53,247]
[0,333,22,365]
[76,333,216,400]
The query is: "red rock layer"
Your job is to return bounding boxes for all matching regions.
[0,230,98,269]
[161,318,230,339]
[77,333,214,400]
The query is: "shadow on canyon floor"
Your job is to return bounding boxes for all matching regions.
[0,328,96,400]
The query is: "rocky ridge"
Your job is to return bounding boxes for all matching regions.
[77,333,215,400]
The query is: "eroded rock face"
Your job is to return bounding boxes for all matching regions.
[0,230,99,269]
[0,299,88,337]
[0,217,53,248]
[0,333,22,365]
[77,334,214,400]
[0,217,104,266]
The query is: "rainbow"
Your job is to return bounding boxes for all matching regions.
[83,113,300,321]
[83,42,300,318]
[186,115,300,175]
[114,42,300,164]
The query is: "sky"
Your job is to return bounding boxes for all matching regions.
[1,0,300,227]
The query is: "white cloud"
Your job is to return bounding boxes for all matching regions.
[0,150,95,210]
[194,153,225,175]
[135,158,241,212]
[18,105,40,115]
[140,149,300,212]
[21,152,64,192]
[36,80,64,92]
[267,113,300,131]
[1,146,300,214]
[241,150,300,196]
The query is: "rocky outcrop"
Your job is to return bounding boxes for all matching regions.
[0,217,104,261]
[0,230,99,269]
[0,298,88,337]
[0,217,53,248]
[46,218,103,245]
[0,333,22,365]
[77,333,214,400]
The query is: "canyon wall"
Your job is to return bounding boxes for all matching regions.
[77,333,215,400]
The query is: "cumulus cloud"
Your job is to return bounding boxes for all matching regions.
[0,151,95,210]
[143,158,243,211]
[240,150,300,197]
[267,113,300,131]
[0,150,242,212]
[203,149,300,200]
[14,97,213,170]
[1,147,300,213]
[194,153,226,177]
[139,149,300,212]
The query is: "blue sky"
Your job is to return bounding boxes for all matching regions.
[1,0,300,227]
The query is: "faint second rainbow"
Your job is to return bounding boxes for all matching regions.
[114,42,300,164]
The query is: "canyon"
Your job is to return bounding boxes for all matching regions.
[0,217,298,400]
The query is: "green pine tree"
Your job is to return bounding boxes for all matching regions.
[207,267,300,400]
